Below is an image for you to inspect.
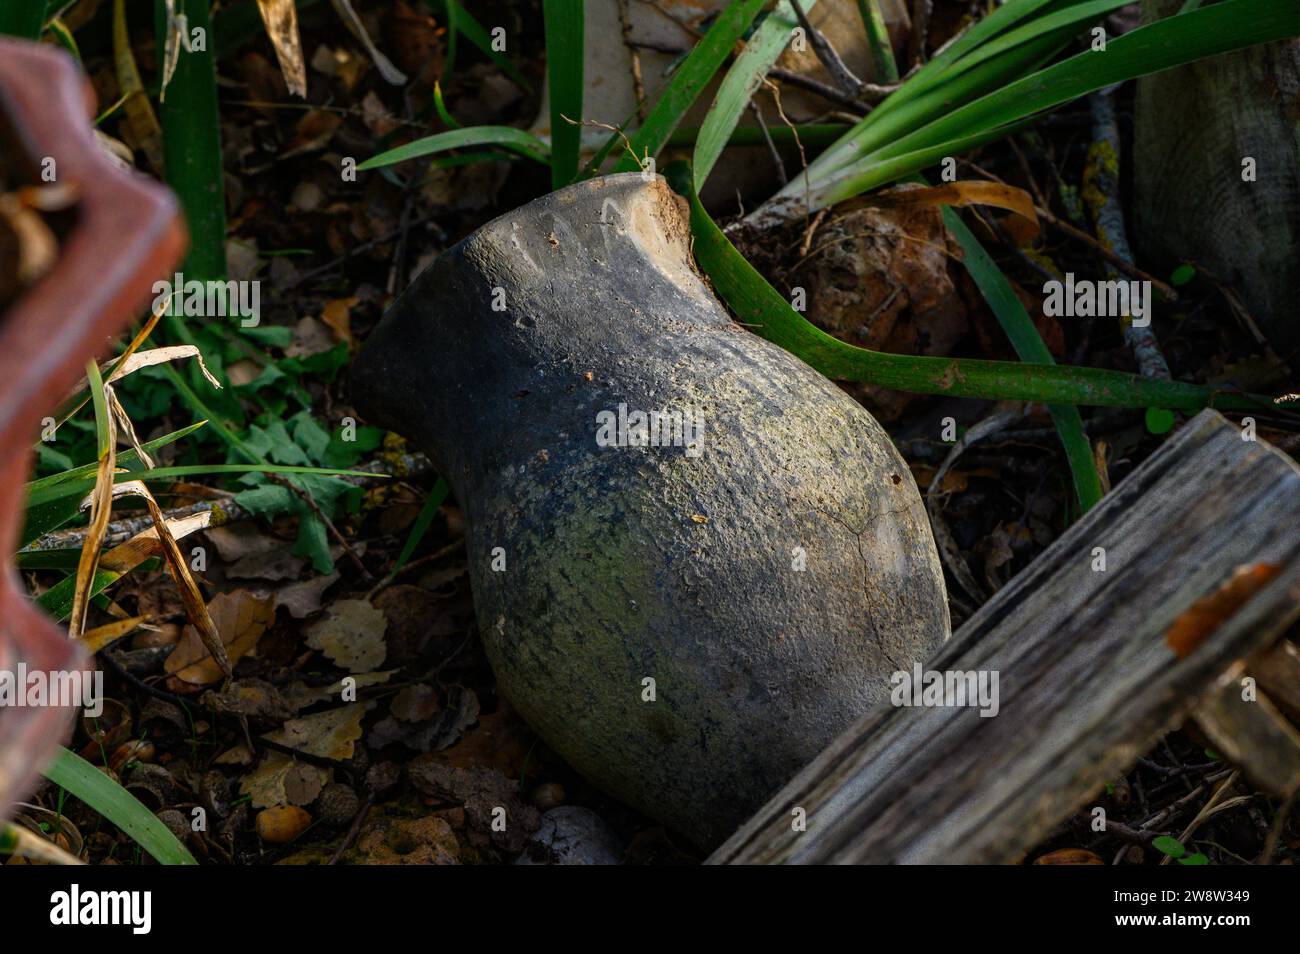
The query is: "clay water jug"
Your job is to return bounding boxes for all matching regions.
[352,172,949,847]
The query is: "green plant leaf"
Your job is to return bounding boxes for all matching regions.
[156,0,227,283]
[543,0,584,188]
[359,126,551,170]
[693,0,818,191]
[942,207,1102,511]
[757,0,1300,224]
[662,161,1276,409]
[0,0,48,38]
[393,478,450,574]
[612,0,769,174]
[855,0,898,82]
[1152,835,1186,858]
[426,0,532,90]
[42,747,197,865]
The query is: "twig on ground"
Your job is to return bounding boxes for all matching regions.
[789,0,865,96]
[748,100,787,185]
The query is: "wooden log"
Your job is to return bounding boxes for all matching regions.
[711,410,1300,864]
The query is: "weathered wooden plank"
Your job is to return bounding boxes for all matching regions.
[1194,684,1300,796]
[1256,640,1300,722]
[711,410,1300,864]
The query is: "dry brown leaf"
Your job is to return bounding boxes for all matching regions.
[286,315,336,357]
[80,616,147,655]
[68,380,118,640]
[111,0,163,172]
[864,180,1040,241]
[282,670,395,712]
[439,701,535,777]
[276,571,340,619]
[263,702,371,761]
[240,751,328,808]
[282,110,344,159]
[255,0,308,97]
[1033,848,1105,865]
[305,599,387,672]
[165,590,274,685]
[320,296,358,347]
[106,480,229,677]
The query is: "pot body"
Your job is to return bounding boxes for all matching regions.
[353,173,948,847]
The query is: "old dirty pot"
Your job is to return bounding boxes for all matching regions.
[351,172,949,848]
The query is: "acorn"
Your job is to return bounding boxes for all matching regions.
[352,173,949,847]
[255,806,311,844]
[316,783,361,827]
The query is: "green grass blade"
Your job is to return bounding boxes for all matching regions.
[942,207,1102,511]
[156,0,227,283]
[0,1,47,38]
[930,0,1129,88]
[543,0,584,188]
[427,0,533,90]
[393,478,449,574]
[42,747,198,865]
[85,359,111,461]
[37,568,132,620]
[856,0,899,82]
[613,0,768,174]
[359,126,551,170]
[694,0,817,191]
[878,0,1300,170]
[28,423,209,494]
[26,463,377,510]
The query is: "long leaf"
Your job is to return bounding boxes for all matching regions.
[612,0,768,174]
[942,206,1102,511]
[156,0,227,282]
[359,125,551,170]
[876,0,1300,169]
[663,162,1274,409]
[0,1,47,37]
[42,748,197,865]
[427,0,532,90]
[543,0,584,188]
[694,0,817,191]
[26,463,376,509]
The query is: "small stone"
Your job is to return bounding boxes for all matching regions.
[515,807,623,866]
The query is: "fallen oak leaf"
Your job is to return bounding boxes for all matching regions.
[262,702,372,761]
[165,590,274,685]
[240,751,328,808]
[305,598,387,672]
